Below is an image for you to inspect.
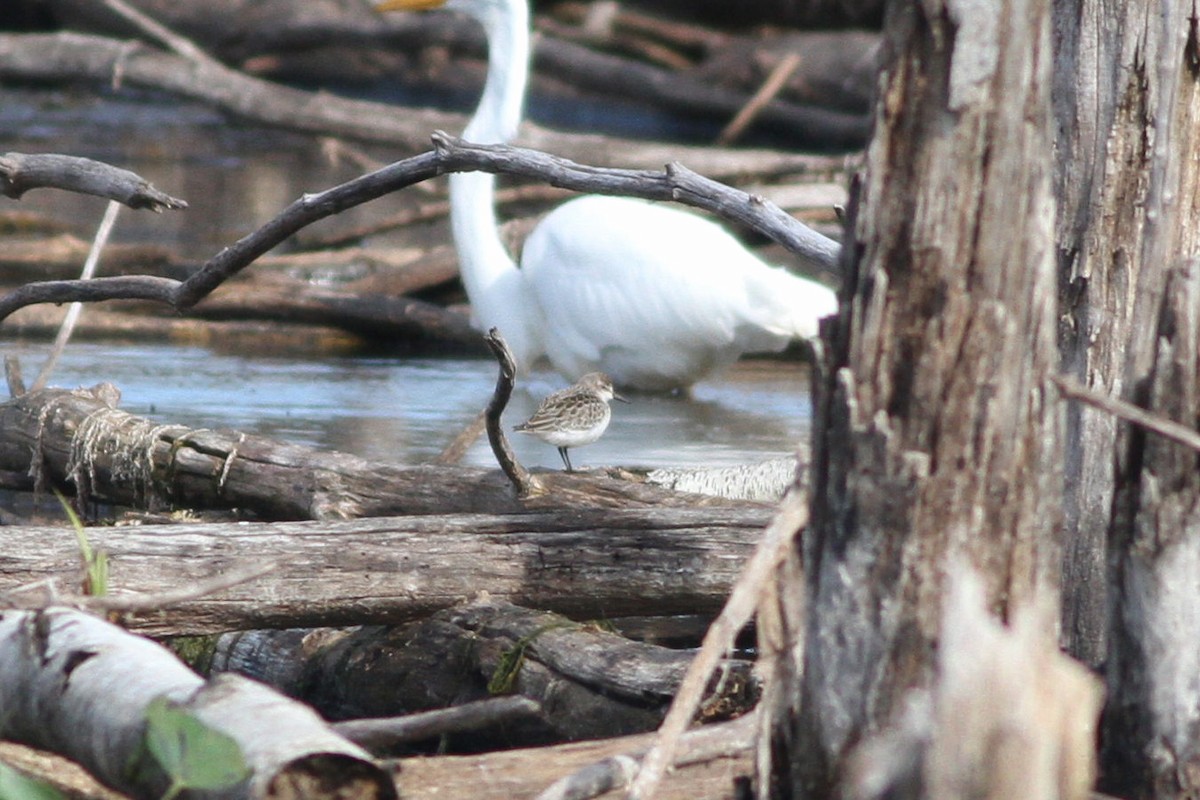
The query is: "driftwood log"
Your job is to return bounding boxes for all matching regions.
[0,384,755,521]
[0,607,394,800]
[0,30,844,176]
[0,505,772,636]
[205,599,757,747]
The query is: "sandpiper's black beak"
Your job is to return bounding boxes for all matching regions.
[613,391,630,403]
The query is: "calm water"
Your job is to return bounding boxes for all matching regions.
[1,339,813,472]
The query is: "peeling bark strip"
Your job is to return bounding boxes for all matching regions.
[777,0,1062,794]
[0,608,393,800]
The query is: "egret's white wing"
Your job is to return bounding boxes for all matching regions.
[521,196,782,388]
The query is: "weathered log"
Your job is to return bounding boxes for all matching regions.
[0,607,394,800]
[207,600,756,747]
[0,508,771,636]
[0,385,752,521]
[0,31,841,178]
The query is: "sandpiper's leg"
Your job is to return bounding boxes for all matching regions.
[558,447,573,472]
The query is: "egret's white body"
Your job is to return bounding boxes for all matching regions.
[381,0,838,391]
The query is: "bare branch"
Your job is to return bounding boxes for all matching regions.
[485,328,539,496]
[0,137,840,326]
[0,152,186,211]
[332,697,543,751]
[1053,374,1200,453]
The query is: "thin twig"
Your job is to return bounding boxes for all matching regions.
[484,328,538,495]
[332,696,543,751]
[30,199,121,393]
[98,0,209,61]
[1053,374,1200,452]
[626,489,809,800]
[0,136,841,325]
[437,409,488,465]
[717,53,804,146]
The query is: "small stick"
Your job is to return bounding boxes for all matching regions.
[85,561,277,613]
[1053,374,1200,453]
[5,355,25,397]
[437,409,488,465]
[717,53,803,146]
[483,328,539,495]
[30,199,121,393]
[332,696,543,751]
[626,488,809,800]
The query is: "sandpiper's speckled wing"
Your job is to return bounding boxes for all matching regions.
[515,387,607,433]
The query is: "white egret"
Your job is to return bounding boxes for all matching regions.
[377,0,838,391]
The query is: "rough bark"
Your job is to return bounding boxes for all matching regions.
[772,0,1063,794]
[841,569,1101,800]
[0,385,751,521]
[0,507,771,636]
[1051,0,1200,672]
[1096,3,1200,788]
[0,608,393,800]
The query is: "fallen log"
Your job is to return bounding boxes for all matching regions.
[0,384,752,521]
[0,31,842,178]
[204,599,756,745]
[0,507,772,636]
[0,607,394,800]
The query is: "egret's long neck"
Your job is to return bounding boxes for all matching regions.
[450,0,539,366]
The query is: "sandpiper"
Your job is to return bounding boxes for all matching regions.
[514,373,628,472]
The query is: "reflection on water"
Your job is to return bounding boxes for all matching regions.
[1,340,812,471]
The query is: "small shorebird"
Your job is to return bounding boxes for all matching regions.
[514,373,627,472]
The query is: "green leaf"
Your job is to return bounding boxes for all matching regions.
[0,763,66,800]
[143,697,250,794]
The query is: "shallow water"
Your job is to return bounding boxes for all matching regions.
[2,339,812,472]
[0,87,814,473]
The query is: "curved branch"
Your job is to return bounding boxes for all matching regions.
[0,138,841,324]
[0,152,187,211]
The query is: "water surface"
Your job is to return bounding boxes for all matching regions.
[2,339,813,472]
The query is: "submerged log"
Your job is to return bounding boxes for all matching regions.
[207,599,756,744]
[0,607,394,800]
[0,507,771,636]
[0,384,752,521]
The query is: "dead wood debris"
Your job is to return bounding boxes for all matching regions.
[0,607,394,800]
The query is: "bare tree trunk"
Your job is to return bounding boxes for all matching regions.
[1050,0,1200,673]
[766,0,1062,794]
[1095,4,1200,795]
